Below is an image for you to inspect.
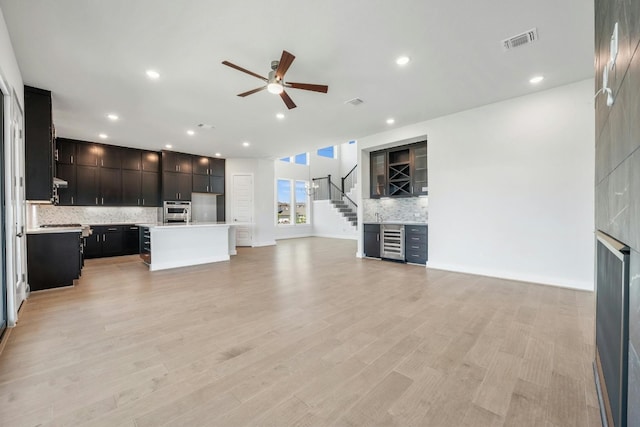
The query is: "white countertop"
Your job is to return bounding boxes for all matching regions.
[27,226,84,234]
[137,222,252,229]
[363,221,427,225]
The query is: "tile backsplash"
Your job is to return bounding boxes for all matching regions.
[28,204,160,227]
[363,197,428,222]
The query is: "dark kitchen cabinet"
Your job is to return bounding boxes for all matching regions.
[192,157,225,195]
[56,138,76,164]
[122,169,141,205]
[27,232,82,291]
[192,174,224,194]
[25,86,54,201]
[121,148,141,170]
[370,151,387,197]
[56,163,76,205]
[363,224,381,258]
[56,139,162,207]
[142,151,160,172]
[75,165,121,206]
[192,156,209,175]
[210,158,224,176]
[123,225,140,255]
[405,225,428,264]
[100,167,122,205]
[388,148,411,196]
[76,165,99,206]
[192,174,209,193]
[85,224,140,258]
[85,225,124,258]
[76,142,121,168]
[163,172,191,201]
[411,144,428,196]
[162,151,192,174]
[370,140,427,198]
[141,172,160,206]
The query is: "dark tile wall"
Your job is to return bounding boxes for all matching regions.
[595,0,640,424]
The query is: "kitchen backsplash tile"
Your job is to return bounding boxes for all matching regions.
[29,204,160,227]
[363,197,428,223]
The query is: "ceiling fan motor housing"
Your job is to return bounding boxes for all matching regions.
[270,60,280,72]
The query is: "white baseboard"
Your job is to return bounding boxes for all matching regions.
[313,233,358,240]
[251,240,277,247]
[426,261,594,291]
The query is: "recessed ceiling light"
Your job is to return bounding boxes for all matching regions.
[107,114,119,121]
[386,118,395,125]
[215,152,221,157]
[396,56,411,66]
[98,133,108,139]
[165,144,172,149]
[529,75,544,84]
[243,142,250,147]
[146,69,160,80]
[276,113,285,119]
[186,130,195,136]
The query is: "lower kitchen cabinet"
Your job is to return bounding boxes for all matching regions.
[85,224,140,259]
[404,225,428,264]
[363,224,381,258]
[123,225,140,255]
[27,232,82,291]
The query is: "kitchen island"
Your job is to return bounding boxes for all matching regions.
[137,222,248,271]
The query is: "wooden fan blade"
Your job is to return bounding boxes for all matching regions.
[222,61,268,82]
[280,90,297,109]
[285,82,329,93]
[275,50,295,80]
[238,86,267,97]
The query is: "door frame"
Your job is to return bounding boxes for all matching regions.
[0,73,25,328]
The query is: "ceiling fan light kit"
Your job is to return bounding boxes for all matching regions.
[222,50,328,109]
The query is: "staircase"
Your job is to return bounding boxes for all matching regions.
[312,164,358,229]
[331,199,357,227]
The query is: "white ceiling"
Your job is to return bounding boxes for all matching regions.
[0,0,593,159]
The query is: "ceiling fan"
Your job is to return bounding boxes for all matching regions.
[222,50,328,109]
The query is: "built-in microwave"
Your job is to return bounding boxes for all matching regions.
[163,201,192,223]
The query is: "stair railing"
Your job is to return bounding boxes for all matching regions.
[312,174,358,213]
[341,164,357,195]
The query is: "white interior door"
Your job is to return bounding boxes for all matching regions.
[232,174,253,246]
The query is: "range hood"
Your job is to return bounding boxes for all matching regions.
[53,177,68,188]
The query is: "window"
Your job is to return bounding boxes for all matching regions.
[277,179,292,224]
[279,157,291,163]
[295,181,308,224]
[276,179,309,225]
[294,153,307,165]
[317,146,335,158]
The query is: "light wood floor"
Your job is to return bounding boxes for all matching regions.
[0,237,601,426]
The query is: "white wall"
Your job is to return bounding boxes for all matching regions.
[225,158,276,247]
[313,200,357,240]
[358,79,595,290]
[339,141,357,177]
[0,7,25,326]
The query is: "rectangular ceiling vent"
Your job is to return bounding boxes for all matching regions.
[345,98,364,106]
[502,28,539,51]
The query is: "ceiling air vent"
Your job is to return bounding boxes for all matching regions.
[502,28,539,51]
[345,98,364,106]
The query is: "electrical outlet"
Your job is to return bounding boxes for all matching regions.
[414,213,420,217]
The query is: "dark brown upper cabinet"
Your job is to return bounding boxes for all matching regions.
[162,151,192,174]
[25,86,54,201]
[369,140,427,198]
